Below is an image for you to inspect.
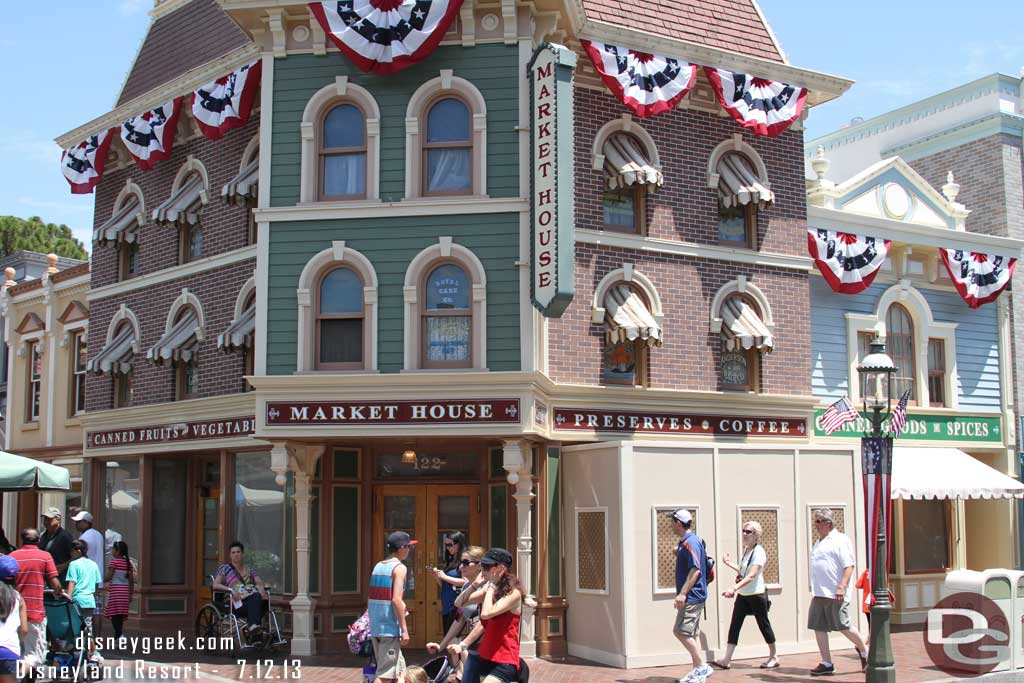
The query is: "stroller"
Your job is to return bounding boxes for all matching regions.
[43,593,103,681]
[420,653,530,683]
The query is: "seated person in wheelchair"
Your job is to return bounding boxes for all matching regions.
[212,542,268,635]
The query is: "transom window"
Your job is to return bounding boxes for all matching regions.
[887,303,916,404]
[71,331,87,416]
[423,97,471,195]
[320,103,367,199]
[422,263,471,367]
[317,267,364,369]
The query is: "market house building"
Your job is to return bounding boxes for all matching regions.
[0,256,90,532]
[806,151,1024,624]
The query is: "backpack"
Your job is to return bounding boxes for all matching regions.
[701,538,716,584]
[347,610,373,657]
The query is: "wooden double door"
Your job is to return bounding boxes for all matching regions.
[372,484,480,648]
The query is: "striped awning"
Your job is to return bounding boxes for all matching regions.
[605,286,662,347]
[147,310,201,364]
[721,297,773,352]
[86,326,136,375]
[717,153,774,209]
[222,157,258,206]
[94,197,143,246]
[603,134,663,191]
[217,305,255,351]
[153,174,206,226]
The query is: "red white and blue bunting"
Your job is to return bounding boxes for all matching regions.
[120,98,182,171]
[703,67,807,137]
[308,0,463,74]
[191,60,262,140]
[580,40,697,118]
[940,249,1017,308]
[60,129,115,194]
[807,228,891,295]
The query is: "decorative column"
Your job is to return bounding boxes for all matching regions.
[271,441,324,656]
[502,439,536,656]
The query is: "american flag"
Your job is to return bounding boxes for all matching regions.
[890,389,911,437]
[819,396,858,435]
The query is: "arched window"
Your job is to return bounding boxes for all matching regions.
[186,218,204,261]
[423,97,472,195]
[242,292,256,388]
[887,303,916,403]
[719,294,763,391]
[111,322,135,408]
[601,284,658,385]
[173,306,200,400]
[707,135,773,250]
[316,266,365,369]
[422,263,472,368]
[320,103,367,199]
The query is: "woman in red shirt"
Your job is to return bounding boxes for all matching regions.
[463,548,523,683]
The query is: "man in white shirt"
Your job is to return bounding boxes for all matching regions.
[807,508,868,676]
[72,511,105,635]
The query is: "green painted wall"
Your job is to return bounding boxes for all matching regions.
[270,44,520,206]
[267,214,521,374]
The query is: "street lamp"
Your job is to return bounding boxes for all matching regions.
[857,336,897,683]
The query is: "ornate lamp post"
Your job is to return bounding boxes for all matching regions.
[857,336,897,683]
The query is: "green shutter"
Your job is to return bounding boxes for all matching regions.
[332,486,360,593]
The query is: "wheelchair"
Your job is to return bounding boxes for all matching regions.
[194,575,287,654]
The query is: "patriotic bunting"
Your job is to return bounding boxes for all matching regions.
[60,129,115,194]
[703,67,807,137]
[308,0,463,74]
[191,60,262,140]
[862,436,893,594]
[580,40,697,118]
[807,228,891,295]
[120,98,183,171]
[940,248,1017,308]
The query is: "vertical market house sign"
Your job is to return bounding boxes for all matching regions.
[813,409,1002,443]
[529,43,576,318]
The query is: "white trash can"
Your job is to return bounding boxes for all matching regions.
[939,569,1013,673]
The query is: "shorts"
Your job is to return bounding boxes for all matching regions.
[673,601,704,637]
[807,596,851,632]
[0,660,17,675]
[477,658,519,682]
[23,619,48,667]
[371,637,406,679]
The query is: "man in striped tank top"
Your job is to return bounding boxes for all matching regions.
[369,532,416,683]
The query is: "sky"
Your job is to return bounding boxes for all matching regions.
[0,1,1021,254]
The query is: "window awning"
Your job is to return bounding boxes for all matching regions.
[605,286,662,347]
[218,305,255,351]
[94,197,143,246]
[603,134,663,191]
[86,326,136,375]
[721,297,774,352]
[147,310,201,364]
[717,153,774,209]
[222,157,258,206]
[892,447,1024,500]
[153,174,206,226]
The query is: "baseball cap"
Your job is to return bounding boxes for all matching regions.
[0,556,18,581]
[666,509,692,525]
[480,547,513,568]
[386,531,418,550]
[42,507,62,519]
[71,511,93,523]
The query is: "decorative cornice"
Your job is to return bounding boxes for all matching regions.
[880,112,1024,162]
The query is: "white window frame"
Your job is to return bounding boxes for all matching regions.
[68,326,88,416]
[591,113,662,177]
[709,275,775,337]
[590,264,664,326]
[574,506,609,596]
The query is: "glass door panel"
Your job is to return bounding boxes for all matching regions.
[373,486,427,648]
[424,485,480,643]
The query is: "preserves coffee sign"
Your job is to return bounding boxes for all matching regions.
[87,416,255,448]
[553,408,806,437]
[267,399,521,425]
[529,42,576,318]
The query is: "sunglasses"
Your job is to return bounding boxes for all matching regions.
[445,542,457,547]
[459,559,479,567]
[742,529,754,535]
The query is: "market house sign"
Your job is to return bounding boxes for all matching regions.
[266,399,521,426]
[813,409,1002,443]
[553,408,806,437]
[529,42,576,318]
[87,416,255,449]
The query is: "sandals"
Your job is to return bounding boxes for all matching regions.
[760,658,780,669]
[710,660,731,670]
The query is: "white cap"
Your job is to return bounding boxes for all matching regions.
[71,511,93,523]
[669,509,692,525]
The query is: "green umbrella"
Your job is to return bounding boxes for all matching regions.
[0,451,71,491]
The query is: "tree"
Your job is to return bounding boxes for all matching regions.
[0,215,87,261]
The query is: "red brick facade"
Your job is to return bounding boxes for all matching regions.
[547,87,811,395]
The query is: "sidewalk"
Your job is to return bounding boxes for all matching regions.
[103,630,974,683]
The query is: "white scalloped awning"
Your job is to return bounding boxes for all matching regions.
[721,296,773,352]
[86,326,136,375]
[718,153,773,209]
[153,174,205,226]
[892,447,1024,500]
[217,305,255,351]
[605,285,662,347]
[222,157,258,206]
[94,197,142,246]
[147,310,201,364]
[603,134,663,191]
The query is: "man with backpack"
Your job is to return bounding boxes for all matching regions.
[669,509,713,683]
